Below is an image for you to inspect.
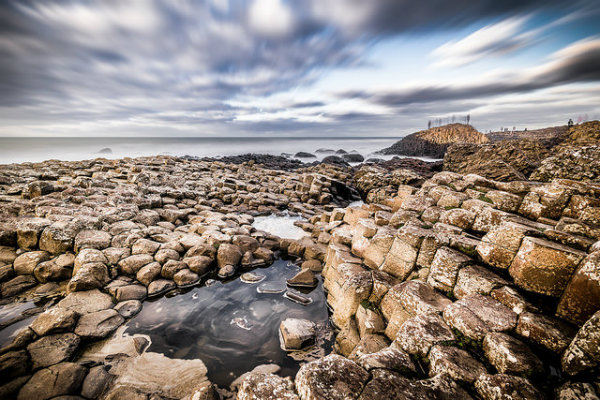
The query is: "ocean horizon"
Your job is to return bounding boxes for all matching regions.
[0,136,427,164]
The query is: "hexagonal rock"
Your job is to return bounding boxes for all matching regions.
[428,345,487,383]
[439,208,477,230]
[326,263,372,328]
[474,374,542,400]
[356,345,416,374]
[27,333,81,369]
[515,312,575,354]
[556,252,600,325]
[13,251,51,275]
[509,237,586,297]
[357,370,473,400]
[17,362,87,400]
[427,246,472,293]
[482,332,543,375]
[295,354,369,400]
[380,281,452,340]
[454,265,509,299]
[348,334,390,361]
[16,218,52,249]
[362,226,395,270]
[39,221,81,254]
[30,307,79,336]
[217,243,242,268]
[562,310,600,375]
[443,295,517,341]
[237,373,299,400]
[74,230,112,251]
[74,309,125,340]
[379,225,433,280]
[394,312,455,357]
[490,286,538,315]
[279,318,316,351]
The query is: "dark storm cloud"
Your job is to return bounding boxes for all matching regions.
[342,39,600,107]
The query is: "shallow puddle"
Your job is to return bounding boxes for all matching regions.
[125,259,332,388]
[0,300,37,347]
[251,213,309,240]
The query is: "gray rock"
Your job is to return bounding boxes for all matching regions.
[27,333,80,369]
[74,309,125,339]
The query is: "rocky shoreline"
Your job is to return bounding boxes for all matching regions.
[1,123,600,400]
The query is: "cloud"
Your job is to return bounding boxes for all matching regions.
[431,16,533,68]
[248,0,296,38]
[342,37,600,106]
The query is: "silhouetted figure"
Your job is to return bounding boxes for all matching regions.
[568,118,574,128]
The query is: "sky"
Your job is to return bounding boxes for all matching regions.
[0,0,599,137]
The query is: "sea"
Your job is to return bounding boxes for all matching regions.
[0,137,437,164]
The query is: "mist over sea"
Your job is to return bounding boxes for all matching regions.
[0,137,423,164]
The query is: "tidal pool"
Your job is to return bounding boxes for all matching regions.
[251,213,309,240]
[125,259,332,388]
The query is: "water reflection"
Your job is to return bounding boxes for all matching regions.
[126,259,332,387]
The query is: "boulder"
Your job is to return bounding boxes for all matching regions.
[279,318,316,350]
[74,309,125,340]
[427,246,472,293]
[515,312,575,354]
[30,308,79,336]
[394,312,455,356]
[67,262,109,292]
[428,345,487,383]
[74,230,112,251]
[217,244,242,268]
[114,284,147,301]
[295,354,369,400]
[39,221,81,254]
[17,362,87,400]
[509,237,586,297]
[474,374,542,400]
[0,350,29,382]
[27,333,81,369]
[556,252,600,325]
[286,269,317,288]
[17,218,52,249]
[482,332,543,375]
[56,289,114,315]
[118,254,154,275]
[14,251,50,275]
[114,300,142,318]
[173,269,200,286]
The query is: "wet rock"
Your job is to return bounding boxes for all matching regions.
[74,230,112,251]
[295,152,316,158]
[148,279,176,297]
[237,372,299,400]
[17,362,87,400]
[562,310,600,375]
[556,252,600,325]
[39,221,81,254]
[0,350,29,382]
[173,269,200,286]
[114,300,142,318]
[483,332,543,375]
[118,254,154,275]
[136,262,161,286]
[295,354,369,400]
[394,312,455,356]
[56,289,114,314]
[443,295,517,340]
[509,237,586,297]
[14,251,51,275]
[75,309,125,340]
[115,284,147,301]
[27,333,80,369]
[217,243,242,268]
[428,345,487,383]
[161,259,188,279]
[474,373,542,400]
[81,365,112,399]
[286,269,317,288]
[515,312,575,354]
[1,275,37,297]
[184,255,212,275]
[342,153,364,163]
[17,218,52,249]
[68,262,110,292]
[217,264,236,279]
[30,308,79,336]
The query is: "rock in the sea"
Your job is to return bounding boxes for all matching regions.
[294,152,316,158]
[286,269,317,288]
[279,318,316,350]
